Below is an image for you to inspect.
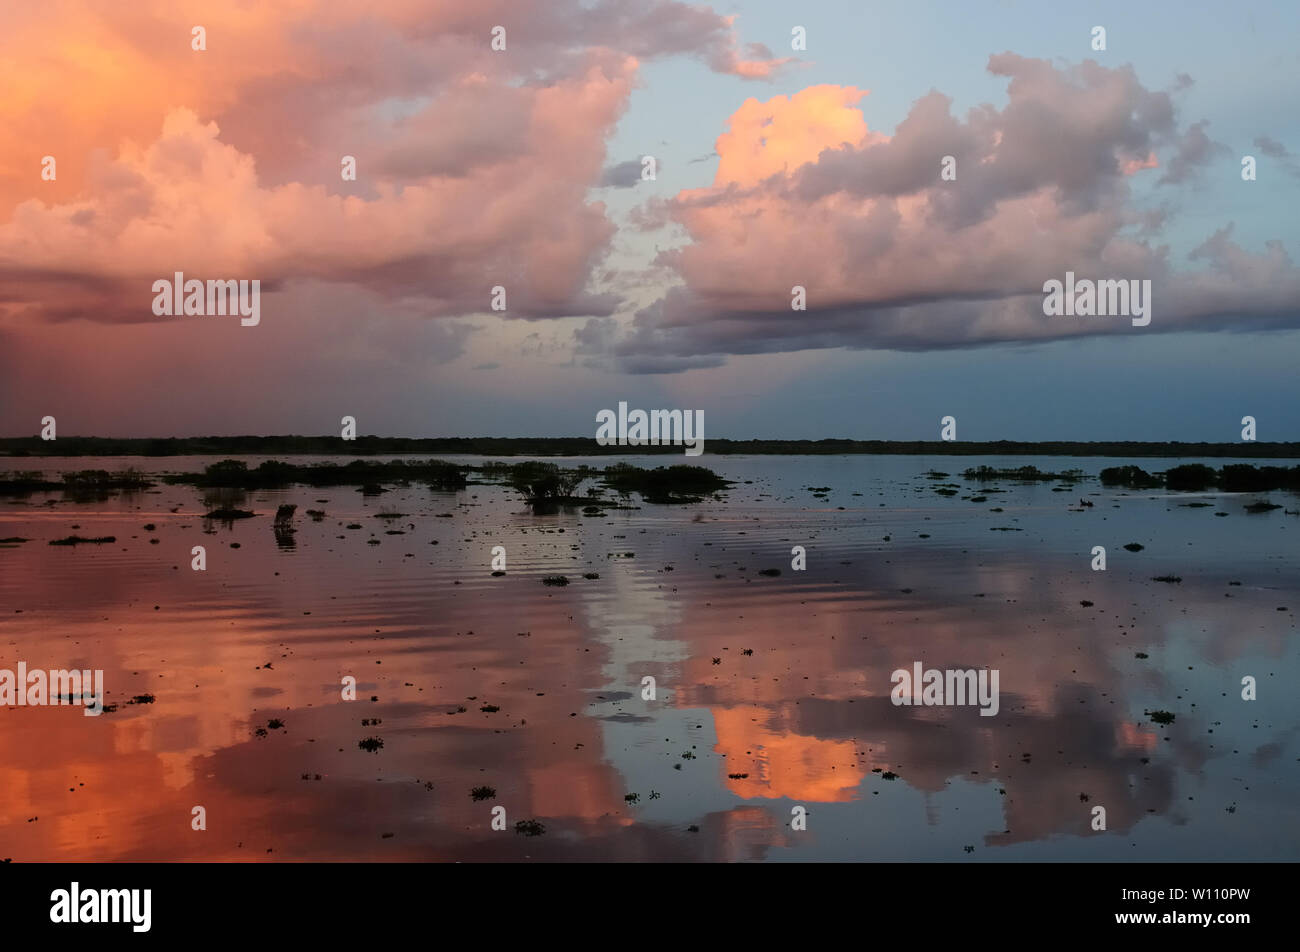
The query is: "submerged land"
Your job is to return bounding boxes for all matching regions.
[2,435,1299,458]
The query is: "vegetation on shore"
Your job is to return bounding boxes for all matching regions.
[2,435,1298,459]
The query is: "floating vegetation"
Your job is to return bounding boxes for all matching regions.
[0,474,62,495]
[1123,543,1145,552]
[963,465,1083,482]
[758,568,781,576]
[171,458,468,491]
[1099,465,1163,489]
[358,737,384,753]
[62,469,154,493]
[0,468,154,497]
[1164,464,1218,491]
[1244,502,1281,513]
[1101,463,1300,493]
[514,819,545,837]
[204,508,255,520]
[1152,575,1182,583]
[541,575,570,586]
[49,535,116,545]
[1147,710,1176,725]
[470,785,496,801]
[1220,464,1300,492]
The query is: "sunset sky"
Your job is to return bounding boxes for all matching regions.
[1,0,1297,440]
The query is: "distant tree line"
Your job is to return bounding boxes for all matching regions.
[3,435,1298,459]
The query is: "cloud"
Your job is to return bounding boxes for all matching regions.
[1253,135,1290,158]
[1252,135,1300,180]
[1156,120,1228,185]
[0,0,782,329]
[593,55,1300,371]
[599,159,649,188]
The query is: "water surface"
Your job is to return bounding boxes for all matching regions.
[1,454,1297,861]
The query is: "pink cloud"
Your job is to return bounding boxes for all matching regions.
[0,0,785,329]
[591,55,1300,371]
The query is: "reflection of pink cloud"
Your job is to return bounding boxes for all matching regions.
[712,705,864,802]
[1117,720,1159,752]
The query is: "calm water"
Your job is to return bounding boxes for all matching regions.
[1,454,1297,861]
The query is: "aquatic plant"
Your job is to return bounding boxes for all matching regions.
[601,463,729,503]
[204,508,255,520]
[1099,465,1163,489]
[1164,464,1217,491]
[506,461,585,502]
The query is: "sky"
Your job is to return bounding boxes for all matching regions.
[1,0,1297,441]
